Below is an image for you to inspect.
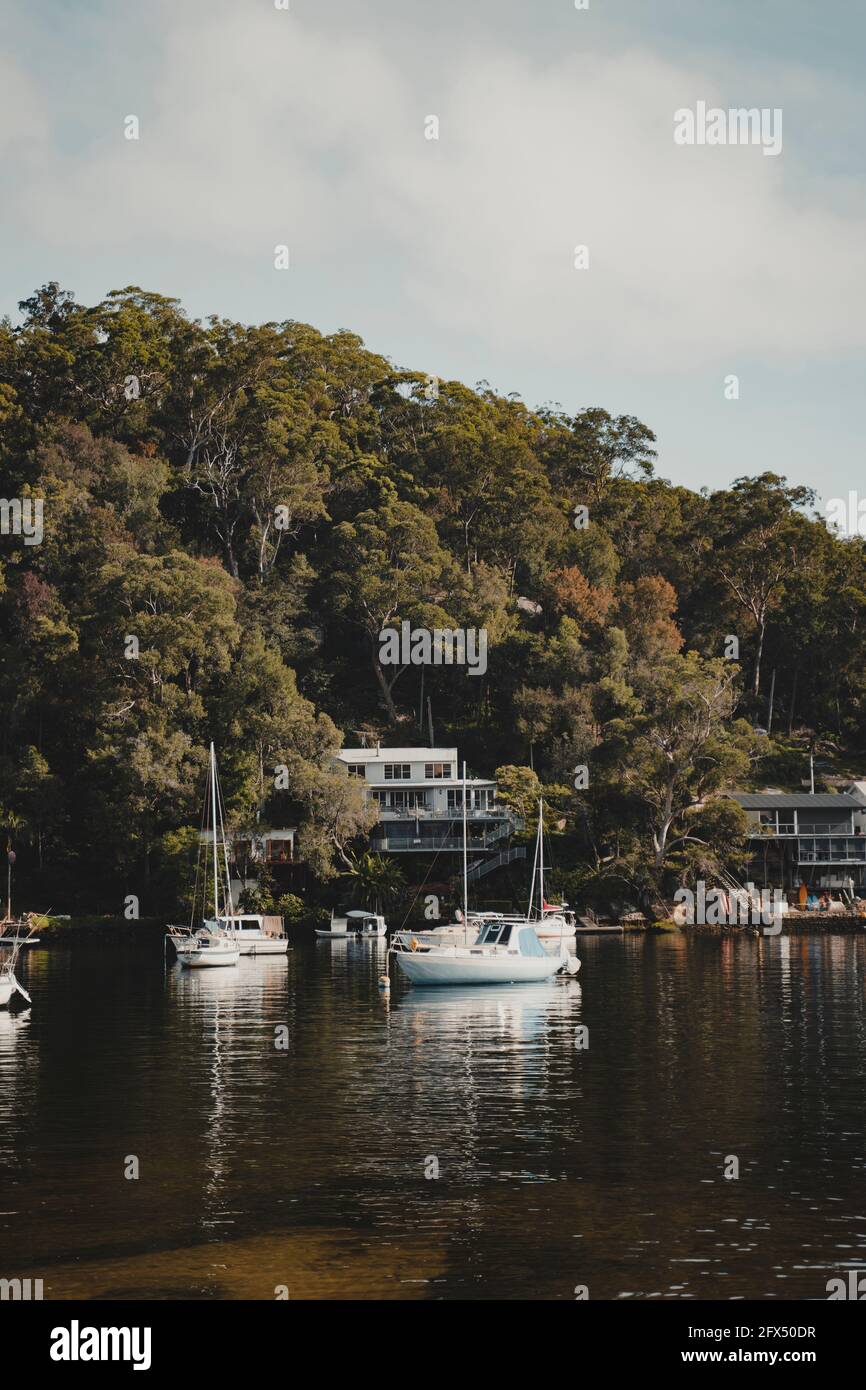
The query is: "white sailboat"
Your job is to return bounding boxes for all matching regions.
[173,743,239,969]
[391,766,579,986]
[0,923,35,1007]
[527,799,577,941]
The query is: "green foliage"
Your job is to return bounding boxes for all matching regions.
[345,851,406,914]
[1,282,862,914]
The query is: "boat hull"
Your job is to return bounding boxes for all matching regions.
[233,937,289,955]
[179,946,240,969]
[0,976,15,1007]
[394,951,566,986]
[315,929,384,939]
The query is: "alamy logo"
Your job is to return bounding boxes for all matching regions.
[826,492,866,539]
[50,1320,152,1371]
[379,621,487,676]
[0,1277,43,1300]
[674,102,782,157]
[0,498,43,545]
[827,1270,866,1300]
[674,882,783,934]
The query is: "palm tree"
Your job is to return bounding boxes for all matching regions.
[0,807,25,921]
[346,852,406,915]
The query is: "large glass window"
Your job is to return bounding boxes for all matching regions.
[424,762,452,779]
[383,764,411,780]
[372,790,428,810]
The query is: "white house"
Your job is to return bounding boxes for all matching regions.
[202,826,297,903]
[336,746,521,859]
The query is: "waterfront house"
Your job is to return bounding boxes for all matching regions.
[336,746,525,880]
[202,826,299,903]
[729,792,866,894]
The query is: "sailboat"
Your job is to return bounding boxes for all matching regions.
[526,799,577,941]
[171,743,240,969]
[390,766,579,986]
[0,922,36,1007]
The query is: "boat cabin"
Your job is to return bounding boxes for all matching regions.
[473,920,548,957]
[206,915,285,939]
[216,915,266,936]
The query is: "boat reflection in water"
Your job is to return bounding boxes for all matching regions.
[388,979,583,1097]
[393,980,581,1035]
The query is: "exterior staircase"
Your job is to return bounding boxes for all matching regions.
[465,846,527,883]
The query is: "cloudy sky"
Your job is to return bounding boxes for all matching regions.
[2,0,864,501]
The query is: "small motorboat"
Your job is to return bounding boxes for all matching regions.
[211,914,289,955]
[315,909,387,939]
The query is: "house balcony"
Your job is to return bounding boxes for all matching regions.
[372,806,518,824]
[372,813,523,853]
[797,837,866,864]
[749,822,856,838]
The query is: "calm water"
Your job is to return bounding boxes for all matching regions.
[3,932,866,1301]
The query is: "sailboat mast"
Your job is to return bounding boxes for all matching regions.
[538,797,544,918]
[462,760,469,921]
[527,811,539,919]
[210,742,220,920]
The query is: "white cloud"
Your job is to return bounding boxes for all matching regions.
[6,1,866,372]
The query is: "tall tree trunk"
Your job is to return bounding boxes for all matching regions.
[371,650,399,722]
[788,666,798,736]
[224,539,240,580]
[752,618,765,698]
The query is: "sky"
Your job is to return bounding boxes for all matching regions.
[1,0,865,504]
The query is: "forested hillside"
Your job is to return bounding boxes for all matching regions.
[1,284,863,914]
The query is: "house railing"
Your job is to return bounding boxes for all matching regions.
[797,838,866,864]
[375,826,520,852]
[750,822,855,837]
[371,805,514,821]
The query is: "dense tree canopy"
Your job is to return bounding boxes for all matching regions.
[0,283,861,913]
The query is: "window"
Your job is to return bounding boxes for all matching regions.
[346,763,366,778]
[373,790,428,810]
[424,762,452,779]
[384,764,411,780]
[448,788,493,811]
[478,922,513,946]
[264,839,293,864]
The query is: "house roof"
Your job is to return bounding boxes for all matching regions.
[730,792,862,809]
[339,748,458,762]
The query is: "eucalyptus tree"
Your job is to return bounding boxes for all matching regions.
[329,497,460,721]
[599,651,753,877]
[697,474,815,699]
